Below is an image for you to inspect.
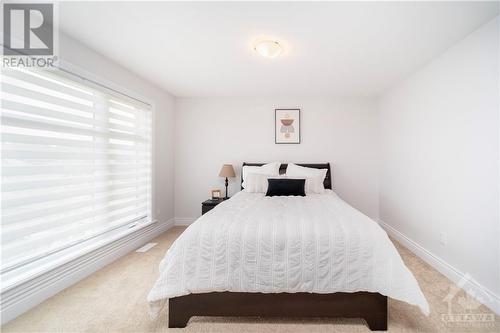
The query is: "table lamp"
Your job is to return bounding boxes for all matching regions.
[219,164,236,199]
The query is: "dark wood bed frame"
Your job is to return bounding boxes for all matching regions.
[169,163,387,331]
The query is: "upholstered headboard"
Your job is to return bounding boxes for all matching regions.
[241,163,332,190]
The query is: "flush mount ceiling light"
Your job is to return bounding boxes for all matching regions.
[254,40,283,58]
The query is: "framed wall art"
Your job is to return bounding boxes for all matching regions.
[275,109,300,144]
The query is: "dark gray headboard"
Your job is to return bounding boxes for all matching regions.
[241,163,332,190]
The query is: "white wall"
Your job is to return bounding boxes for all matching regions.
[174,98,379,220]
[379,16,499,301]
[59,33,176,224]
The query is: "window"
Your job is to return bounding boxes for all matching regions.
[1,68,152,275]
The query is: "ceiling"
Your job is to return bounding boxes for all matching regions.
[59,2,498,98]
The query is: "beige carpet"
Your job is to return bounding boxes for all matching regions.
[2,226,498,333]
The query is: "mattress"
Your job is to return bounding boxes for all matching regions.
[148,190,429,317]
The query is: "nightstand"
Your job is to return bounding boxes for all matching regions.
[202,198,226,215]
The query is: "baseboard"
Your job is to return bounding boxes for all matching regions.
[175,217,196,226]
[377,219,500,315]
[1,218,175,325]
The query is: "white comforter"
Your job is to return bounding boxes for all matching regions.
[148,190,429,316]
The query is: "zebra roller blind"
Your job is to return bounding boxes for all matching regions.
[1,68,152,273]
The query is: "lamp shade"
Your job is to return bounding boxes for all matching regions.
[219,164,236,178]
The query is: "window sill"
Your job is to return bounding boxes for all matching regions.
[1,218,174,325]
[1,219,155,293]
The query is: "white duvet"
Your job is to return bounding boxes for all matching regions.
[148,190,429,317]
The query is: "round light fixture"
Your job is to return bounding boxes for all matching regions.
[254,40,283,58]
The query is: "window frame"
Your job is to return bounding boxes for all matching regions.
[1,60,156,290]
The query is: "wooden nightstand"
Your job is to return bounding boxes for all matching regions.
[202,198,227,215]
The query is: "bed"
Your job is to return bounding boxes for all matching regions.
[148,163,429,331]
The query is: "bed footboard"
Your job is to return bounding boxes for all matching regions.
[168,291,387,331]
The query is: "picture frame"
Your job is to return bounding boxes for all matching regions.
[211,189,221,199]
[275,109,300,144]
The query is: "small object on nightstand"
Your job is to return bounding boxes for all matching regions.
[202,198,226,215]
[218,164,235,199]
[211,189,221,199]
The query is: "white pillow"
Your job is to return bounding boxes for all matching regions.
[244,173,286,193]
[285,175,323,194]
[285,163,328,194]
[242,162,280,188]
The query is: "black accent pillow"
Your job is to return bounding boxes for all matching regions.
[265,178,306,197]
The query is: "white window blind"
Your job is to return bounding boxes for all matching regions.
[1,68,152,274]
